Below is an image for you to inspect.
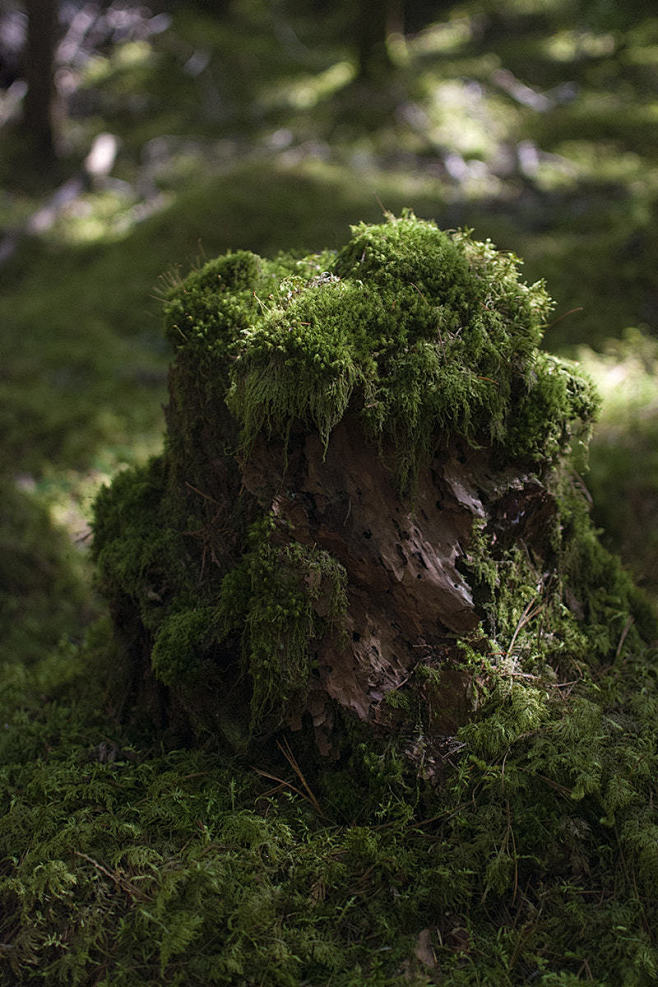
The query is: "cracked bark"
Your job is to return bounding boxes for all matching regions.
[238,415,557,754]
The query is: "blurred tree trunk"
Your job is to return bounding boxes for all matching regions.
[23,0,58,161]
[355,0,402,82]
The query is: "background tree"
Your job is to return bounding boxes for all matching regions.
[22,0,58,161]
[354,0,399,82]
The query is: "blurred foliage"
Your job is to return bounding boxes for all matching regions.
[0,479,93,665]
[580,330,658,600]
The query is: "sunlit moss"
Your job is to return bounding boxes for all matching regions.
[219,214,596,486]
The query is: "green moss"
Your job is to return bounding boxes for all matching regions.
[159,214,597,492]
[93,458,191,634]
[94,465,347,734]
[151,607,217,686]
[3,639,658,986]
[163,251,264,359]
[223,217,594,488]
[217,522,348,732]
[92,214,609,742]
[3,551,658,985]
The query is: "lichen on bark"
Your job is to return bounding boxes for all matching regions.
[93,212,651,767]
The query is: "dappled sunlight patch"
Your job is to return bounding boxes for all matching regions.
[78,38,156,98]
[0,482,94,664]
[541,28,618,63]
[530,89,658,150]
[411,17,473,57]
[578,331,658,599]
[547,140,656,191]
[263,60,355,113]
[623,42,658,67]
[579,329,658,421]
[36,435,163,545]
[44,187,140,246]
[423,78,518,161]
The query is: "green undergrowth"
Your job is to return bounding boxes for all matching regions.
[1,563,658,985]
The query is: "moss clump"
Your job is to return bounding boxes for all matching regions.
[216,524,347,731]
[93,213,605,742]
[222,215,596,486]
[148,518,348,732]
[93,463,347,738]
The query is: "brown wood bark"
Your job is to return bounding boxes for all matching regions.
[239,416,557,757]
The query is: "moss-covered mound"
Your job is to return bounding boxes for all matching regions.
[94,213,615,754]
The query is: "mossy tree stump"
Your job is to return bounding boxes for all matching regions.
[93,213,651,768]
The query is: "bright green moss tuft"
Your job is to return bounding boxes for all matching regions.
[163,251,264,355]
[161,213,597,489]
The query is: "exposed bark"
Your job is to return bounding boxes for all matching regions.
[219,417,556,756]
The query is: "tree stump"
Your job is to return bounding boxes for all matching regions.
[93,213,648,769]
